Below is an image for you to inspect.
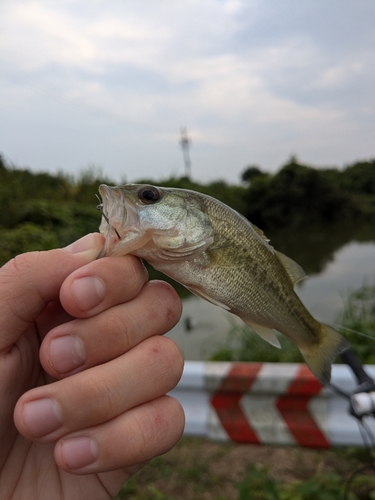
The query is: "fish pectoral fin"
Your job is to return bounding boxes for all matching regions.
[188,286,231,311]
[243,320,282,349]
[275,251,307,285]
[154,235,214,260]
[159,241,208,260]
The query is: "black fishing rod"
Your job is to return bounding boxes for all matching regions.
[340,347,375,419]
[330,348,375,499]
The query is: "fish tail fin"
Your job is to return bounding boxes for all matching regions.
[299,323,350,385]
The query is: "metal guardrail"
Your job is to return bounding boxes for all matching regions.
[169,361,375,447]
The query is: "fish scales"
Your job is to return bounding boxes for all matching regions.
[191,194,314,336]
[98,183,350,384]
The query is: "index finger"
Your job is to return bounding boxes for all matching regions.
[0,234,104,352]
[58,255,149,319]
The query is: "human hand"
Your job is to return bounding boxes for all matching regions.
[0,233,184,500]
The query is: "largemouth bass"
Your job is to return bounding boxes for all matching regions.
[97,183,349,384]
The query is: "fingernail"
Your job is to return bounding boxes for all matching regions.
[65,233,104,256]
[70,276,106,311]
[49,336,86,374]
[22,398,63,438]
[60,436,98,470]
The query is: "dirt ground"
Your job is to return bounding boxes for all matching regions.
[117,436,366,499]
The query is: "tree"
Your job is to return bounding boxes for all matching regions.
[241,165,265,183]
[243,158,359,228]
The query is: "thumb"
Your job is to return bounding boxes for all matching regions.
[0,233,104,352]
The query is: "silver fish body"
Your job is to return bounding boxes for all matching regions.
[98,183,349,384]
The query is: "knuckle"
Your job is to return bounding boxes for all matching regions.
[82,369,121,421]
[0,252,45,325]
[135,396,185,457]
[1,251,38,282]
[144,336,184,388]
[105,311,130,340]
[163,396,185,438]
[165,339,184,384]
[144,281,182,326]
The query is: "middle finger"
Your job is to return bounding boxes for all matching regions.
[59,255,149,319]
[40,280,182,378]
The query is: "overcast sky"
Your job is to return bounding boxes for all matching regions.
[0,1,374,184]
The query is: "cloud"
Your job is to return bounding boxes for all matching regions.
[0,0,374,182]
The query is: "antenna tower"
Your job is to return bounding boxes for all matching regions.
[179,126,192,177]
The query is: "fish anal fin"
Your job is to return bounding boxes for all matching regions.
[275,251,306,285]
[244,320,281,349]
[299,323,350,385]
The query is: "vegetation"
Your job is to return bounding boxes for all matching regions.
[1,153,375,266]
[209,282,375,365]
[209,321,301,364]
[242,157,363,229]
[112,436,375,500]
[0,155,246,266]
[336,284,375,364]
[0,155,110,265]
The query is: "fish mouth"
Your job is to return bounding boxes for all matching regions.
[97,184,142,258]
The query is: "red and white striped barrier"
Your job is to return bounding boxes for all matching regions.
[169,361,375,447]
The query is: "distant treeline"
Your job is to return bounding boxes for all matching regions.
[1,153,375,265]
[0,155,109,265]
[138,155,375,228]
[241,156,375,229]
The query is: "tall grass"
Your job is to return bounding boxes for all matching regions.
[336,283,375,364]
[209,283,375,364]
[208,319,301,363]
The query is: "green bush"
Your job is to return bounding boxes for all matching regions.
[243,159,360,229]
[336,284,375,364]
[0,223,59,265]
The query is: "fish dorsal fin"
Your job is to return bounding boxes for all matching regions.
[244,320,281,348]
[250,223,270,242]
[275,251,306,285]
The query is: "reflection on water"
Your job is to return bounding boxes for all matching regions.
[267,223,375,276]
[295,241,375,323]
[165,224,375,361]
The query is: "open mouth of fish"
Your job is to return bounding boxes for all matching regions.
[97,184,148,258]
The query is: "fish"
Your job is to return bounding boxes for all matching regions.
[97,183,350,384]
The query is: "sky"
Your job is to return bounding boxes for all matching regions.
[0,0,374,184]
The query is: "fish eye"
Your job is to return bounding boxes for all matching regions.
[137,186,161,204]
